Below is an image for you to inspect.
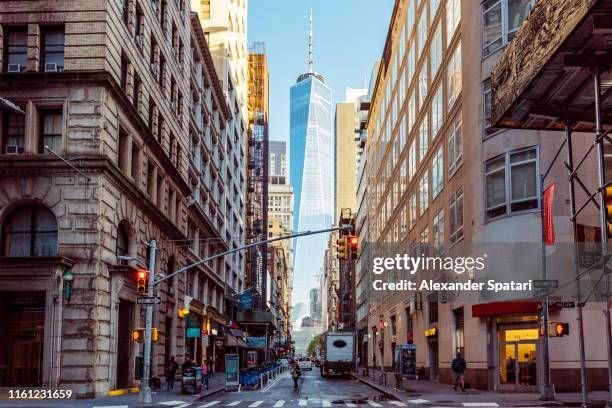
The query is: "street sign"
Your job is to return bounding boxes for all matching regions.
[533,280,558,289]
[551,301,576,308]
[137,296,161,305]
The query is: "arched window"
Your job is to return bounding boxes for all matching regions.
[116,221,130,258]
[2,205,58,256]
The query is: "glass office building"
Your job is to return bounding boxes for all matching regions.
[289,71,333,308]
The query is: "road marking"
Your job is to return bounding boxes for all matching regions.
[462,404,499,407]
[322,400,331,407]
[273,401,285,407]
[389,402,407,406]
[298,399,308,406]
[408,400,430,404]
[174,405,190,408]
[249,402,264,407]
[226,402,241,407]
[344,401,357,407]
[92,406,128,408]
[366,401,382,407]
[159,402,187,406]
[200,402,220,408]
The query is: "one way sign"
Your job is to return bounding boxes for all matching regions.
[137,296,162,305]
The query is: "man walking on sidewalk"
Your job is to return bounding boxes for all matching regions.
[452,352,466,391]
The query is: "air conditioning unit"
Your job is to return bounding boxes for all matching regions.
[5,145,19,154]
[7,64,22,73]
[45,63,58,72]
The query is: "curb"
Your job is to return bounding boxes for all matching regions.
[194,386,226,401]
[351,374,403,401]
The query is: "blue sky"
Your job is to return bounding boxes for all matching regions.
[248,0,394,143]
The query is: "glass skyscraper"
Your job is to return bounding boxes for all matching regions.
[289,12,333,309]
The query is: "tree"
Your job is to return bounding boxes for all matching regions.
[306,333,323,356]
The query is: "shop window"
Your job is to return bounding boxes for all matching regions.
[41,27,65,72]
[5,27,27,73]
[2,205,58,257]
[39,110,63,153]
[3,112,25,154]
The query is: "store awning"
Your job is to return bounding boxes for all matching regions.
[226,333,247,348]
[472,301,541,317]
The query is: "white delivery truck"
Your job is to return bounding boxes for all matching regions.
[319,332,355,377]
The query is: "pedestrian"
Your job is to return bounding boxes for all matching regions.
[166,356,178,391]
[208,356,214,378]
[201,359,209,390]
[451,352,467,392]
[290,361,302,389]
[182,354,194,373]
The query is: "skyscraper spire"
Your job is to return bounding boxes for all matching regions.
[308,9,313,73]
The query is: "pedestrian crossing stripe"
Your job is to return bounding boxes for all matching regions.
[91,406,128,408]
[299,399,308,406]
[366,401,382,407]
[159,402,188,406]
[407,399,430,404]
[321,400,331,407]
[249,402,264,407]
[388,402,407,406]
[226,402,241,406]
[199,402,220,407]
[462,404,499,407]
[272,401,285,407]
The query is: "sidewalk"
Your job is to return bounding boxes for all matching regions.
[352,370,610,407]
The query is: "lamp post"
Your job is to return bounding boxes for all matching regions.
[62,270,74,300]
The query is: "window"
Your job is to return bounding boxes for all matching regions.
[485,147,539,219]
[147,161,156,197]
[482,0,536,57]
[419,116,428,162]
[161,0,168,33]
[447,42,462,111]
[407,42,415,82]
[420,227,429,256]
[408,91,416,133]
[417,6,428,58]
[116,220,130,258]
[408,141,416,180]
[432,147,443,198]
[2,205,57,257]
[454,307,465,355]
[42,27,65,72]
[431,23,443,77]
[431,85,443,139]
[446,0,460,44]
[3,113,25,154]
[432,209,444,256]
[40,110,63,153]
[120,54,129,90]
[122,0,130,25]
[5,28,27,72]
[419,169,429,214]
[449,186,464,245]
[428,298,439,324]
[401,160,407,191]
[418,64,428,109]
[131,141,141,182]
[133,73,141,110]
[448,116,463,175]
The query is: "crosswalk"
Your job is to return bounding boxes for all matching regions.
[111,399,544,408]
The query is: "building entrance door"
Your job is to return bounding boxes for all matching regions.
[497,327,538,390]
[116,299,133,389]
[0,292,45,387]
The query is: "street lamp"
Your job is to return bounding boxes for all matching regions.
[62,270,74,300]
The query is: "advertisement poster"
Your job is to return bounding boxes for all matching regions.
[225,354,239,387]
[247,351,257,368]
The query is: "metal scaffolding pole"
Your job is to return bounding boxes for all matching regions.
[593,68,612,406]
[564,123,589,407]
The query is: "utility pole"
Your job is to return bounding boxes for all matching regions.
[139,240,157,405]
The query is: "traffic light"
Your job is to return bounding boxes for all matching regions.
[554,322,569,337]
[136,269,148,294]
[336,237,348,259]
[132,328,159,342]
[132,328,145,342]
[349,235,358,260]
[607,187,612,237]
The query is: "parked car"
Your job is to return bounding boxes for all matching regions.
[297,356,312,371]
[278,358,290,367]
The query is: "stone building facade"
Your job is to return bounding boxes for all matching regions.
[0,0,245,398]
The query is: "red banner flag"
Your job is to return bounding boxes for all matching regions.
[543,184,555,245]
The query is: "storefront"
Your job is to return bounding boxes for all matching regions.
[473,302,540,391]
[425,327,439,380]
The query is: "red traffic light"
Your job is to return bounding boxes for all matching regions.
[138,271,146,279]
[136,269,148,295]
[350,236,358,246]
